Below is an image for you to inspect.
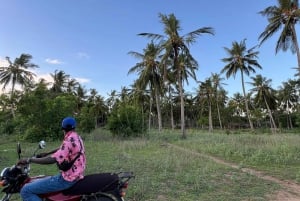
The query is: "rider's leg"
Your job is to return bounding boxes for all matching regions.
[20,173,77,201]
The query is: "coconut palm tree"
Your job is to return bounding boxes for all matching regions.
[221,39,262,131]
[128,42,164,132]
[0,54,38,117]
[249,75,277,133]
[50,70,70,94]
[139,13,214,138]
[277,79,298,128]
[66,78,79,94]
[259,0,300,75]
[197,78,214,132]
[74,84,87,112]
[210,73,227,129]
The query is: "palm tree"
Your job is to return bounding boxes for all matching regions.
[66,78,79,94]
[128,42,164,132]
[230,93,246,117]
[139,13,214,138]
[259,0,300,75]
[249,75,277,133]
[221,39,262,131]
[197,78,214,132]
[277,79,298,128]
[0,54,38,117]
[50,70,70,94]
[210,73,226,129]
[74,84,87,112]
[88,89,108,128]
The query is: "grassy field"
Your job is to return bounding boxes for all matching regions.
[1,129,300,200]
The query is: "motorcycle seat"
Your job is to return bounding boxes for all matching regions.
[62,173,119,195]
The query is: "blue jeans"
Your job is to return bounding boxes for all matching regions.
[20,174,77,201]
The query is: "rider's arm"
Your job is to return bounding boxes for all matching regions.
[36,148,59,158]
[29,156,56,164]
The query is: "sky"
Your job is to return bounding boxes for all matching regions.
[0,0,298,98]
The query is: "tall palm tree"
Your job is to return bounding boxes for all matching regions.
[230,92,246,117]
[128,42,164,131]
[0,54,38,117]
[278,79,298,128]
[221,39,262,131]
[198,79,214,132]
[249,75,277,133]
[74,84,87,112]
[66,78,79,94]
[139,13,214,138]
[88,89,108,128]
[259,0,300,75]
[210,73,226,129]
[50,70,70,94]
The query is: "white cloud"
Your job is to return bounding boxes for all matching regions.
[45,58,63,65]
[0,57,9,67]
[75,77,90,84]
[77,52,90,59]
[35,73,90,85]
[36,73,54,83]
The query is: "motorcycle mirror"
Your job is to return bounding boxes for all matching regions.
[39,140,46,149]
[17,142,21,159]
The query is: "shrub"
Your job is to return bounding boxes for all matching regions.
[107,105,145,137]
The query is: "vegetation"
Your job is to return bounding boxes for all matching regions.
[4,129,300,200]
[2,1,300,200]
[1,3,300,139]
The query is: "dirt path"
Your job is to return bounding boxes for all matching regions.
[167,143,300,201]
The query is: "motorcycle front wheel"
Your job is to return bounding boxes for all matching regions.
[0,193,12,201]
[85,195,116,201]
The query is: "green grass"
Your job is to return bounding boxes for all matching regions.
[173,130,300,181]
[3,129,300,200]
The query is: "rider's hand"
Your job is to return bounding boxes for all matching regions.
[17,158,30,165]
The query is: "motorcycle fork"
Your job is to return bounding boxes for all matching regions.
[0,193,12,201]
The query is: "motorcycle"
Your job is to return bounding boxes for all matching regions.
[0,141,134,201]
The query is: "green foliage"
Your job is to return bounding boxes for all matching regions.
[77,105,96,133]
[23,125,45,142]
[0,112,14,135]
[16,94,78,141]
[107,105,145,137]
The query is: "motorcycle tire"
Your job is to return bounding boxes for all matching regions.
[0,194,10,201]
[85,196,114,201]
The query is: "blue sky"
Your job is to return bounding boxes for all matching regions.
[0,0,298,98]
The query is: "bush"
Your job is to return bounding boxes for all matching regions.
[107,105,145,137]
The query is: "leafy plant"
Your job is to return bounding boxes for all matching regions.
[107,105,145,137]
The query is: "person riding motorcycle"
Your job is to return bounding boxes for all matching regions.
[17,117,86,201]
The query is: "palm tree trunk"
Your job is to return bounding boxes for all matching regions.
[286,104,293,129]
[289,114,293,129]
[216,97,223,129]
[208,99,213,132]
[240,71,254,130]
[178,76,186,139]
[148,97,153,132]
[170,102,175,130]
[264,96,277,134]
[154,88,162,132]
[167,84,175,130]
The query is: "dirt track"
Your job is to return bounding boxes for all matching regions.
[167,143,300,201]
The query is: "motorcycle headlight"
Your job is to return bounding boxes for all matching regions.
[0,167,10,178]
[0,167,10,187]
